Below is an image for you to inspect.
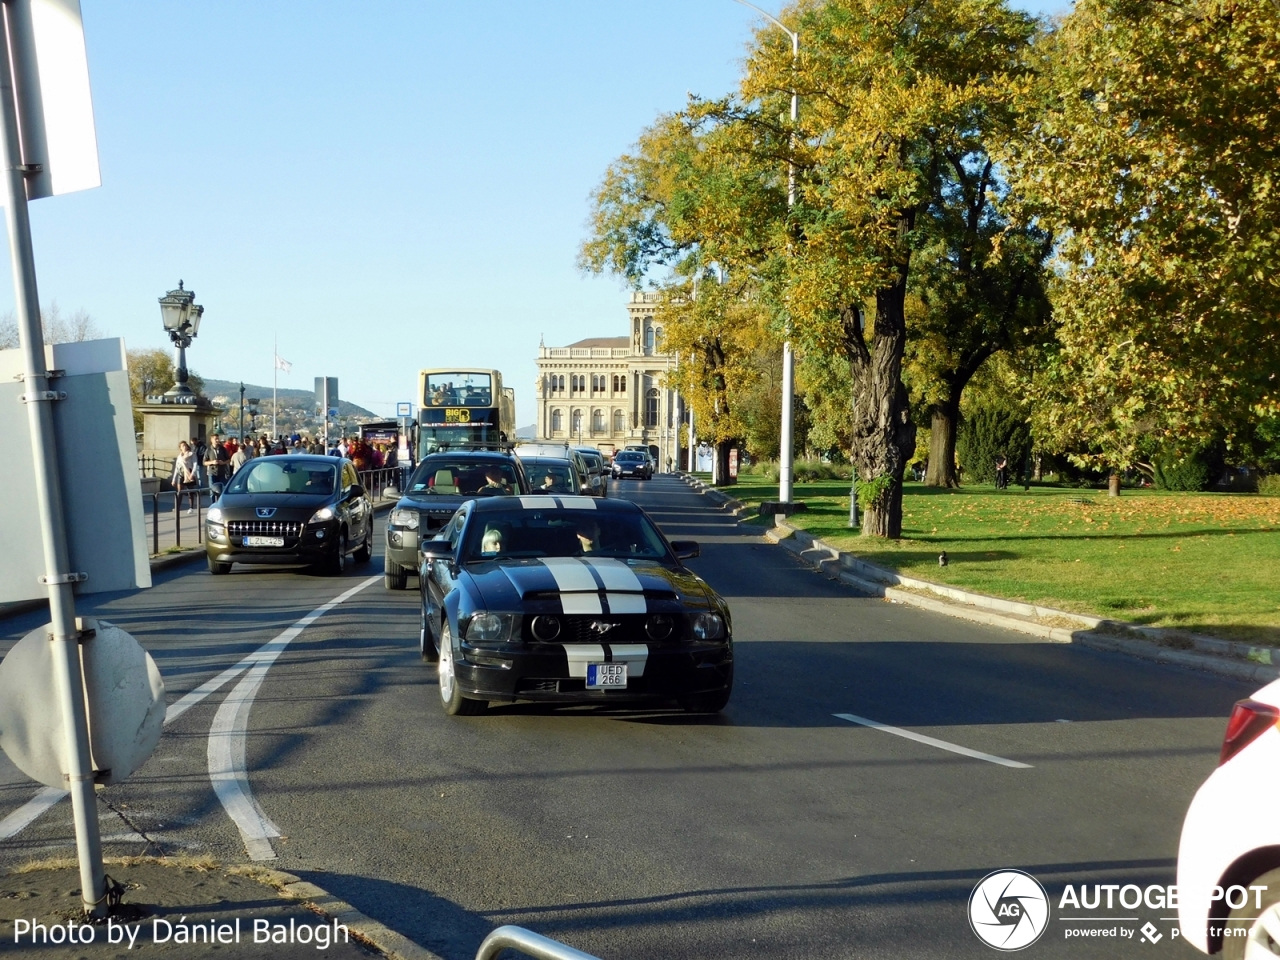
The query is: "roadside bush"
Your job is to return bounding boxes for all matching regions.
[1259,474,1280,497]
[957,403,1032,485]
[1153,449,1212,491]
[793,459,853,483]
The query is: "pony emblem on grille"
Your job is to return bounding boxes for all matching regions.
[587,620,619,636]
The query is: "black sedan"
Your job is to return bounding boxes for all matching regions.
[610,450,653,480]
[417,496,733,716]
[205,455,374,575]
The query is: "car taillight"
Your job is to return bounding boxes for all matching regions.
[1220,699,1280,766]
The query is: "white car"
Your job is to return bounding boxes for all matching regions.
[1178,678,1280,957]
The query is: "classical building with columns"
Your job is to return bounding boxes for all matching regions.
[535,292,683,465]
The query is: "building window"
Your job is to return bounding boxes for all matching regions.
[571,409,583,435]
[617,375,626,394]
[557,375,565,392]
[613,409,625,433]
[654,326,664,351]
[645,388,659,428]
[551,409,563,433]
[645,326,655,352]
[592,409,605,432]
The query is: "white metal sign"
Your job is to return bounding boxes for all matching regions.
[5,0,100,200]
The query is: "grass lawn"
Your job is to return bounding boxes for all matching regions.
[706,473,1280,644]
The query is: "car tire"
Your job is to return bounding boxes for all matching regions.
[208,558,232,575]
[1224,867,1280,959]
[438,622,486,716]
[326,531,347,576]
[679,667,733,714]
[354,524,372,564]
[384,560,407,590]
[419,598,439,662]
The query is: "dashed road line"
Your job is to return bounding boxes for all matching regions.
[834,713,1033,769]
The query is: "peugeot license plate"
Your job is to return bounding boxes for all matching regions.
[586,663,627,689]
[244,536,285,547]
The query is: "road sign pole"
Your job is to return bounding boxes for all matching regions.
[0,7,106,917]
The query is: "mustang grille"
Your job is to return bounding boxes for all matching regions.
[523,614,683,645]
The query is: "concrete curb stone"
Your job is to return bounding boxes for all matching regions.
[677,473,1279,685]
[230,866,443,960]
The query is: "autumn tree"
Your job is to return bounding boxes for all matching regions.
[0,303,101,349]
[128,348,203,434]
[1001,0,1280,472]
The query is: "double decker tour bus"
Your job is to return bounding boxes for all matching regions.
[416,368,516,456]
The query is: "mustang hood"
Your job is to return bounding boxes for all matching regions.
[469,557,709,614]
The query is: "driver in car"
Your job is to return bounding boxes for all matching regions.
[478,467,512,495]
[576,516,602,554]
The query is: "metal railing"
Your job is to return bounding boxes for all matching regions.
[142,486,208,555]
[139,454,177,483]
[474,926,601,960]
[357,466,403,502]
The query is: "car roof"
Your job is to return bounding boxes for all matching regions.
[419,451,517,462]
[254,454,344,464]
[470,495,640,514]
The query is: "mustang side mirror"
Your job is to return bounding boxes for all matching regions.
[670,540,700,560]
[420,541,453,562]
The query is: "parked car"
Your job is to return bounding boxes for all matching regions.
[1178,679,1280,956]
[416,496,732,716]
[611,450,653,481]
[572,447,608,497]
[205,455,373,575]
[384,451,528,589]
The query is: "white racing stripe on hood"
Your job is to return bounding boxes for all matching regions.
[520,496,558,509]
[562,644,606,678]
[557,496,597,509]
[540,557,603,614]
[608,643,649,676]
[586,558,647,614]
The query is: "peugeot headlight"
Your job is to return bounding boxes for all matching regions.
[308,506,335,524]
[207,506,223,522]
[390,507,419,530]
[691,612,725,640]
[465,613,513,642]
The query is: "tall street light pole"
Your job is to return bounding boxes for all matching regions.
[730,0,798,503]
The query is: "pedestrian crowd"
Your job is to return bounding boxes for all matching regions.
[169,432,401,511]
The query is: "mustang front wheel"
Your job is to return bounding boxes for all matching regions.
[438,623,485,716]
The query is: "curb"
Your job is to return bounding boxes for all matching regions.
[678,474,1278,685]
[232,865,443,960]
[1,499,402,626]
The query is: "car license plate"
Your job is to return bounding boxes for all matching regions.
[587,663,627,689]
[244,535,285,547]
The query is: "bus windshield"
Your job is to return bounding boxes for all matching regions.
[425,373,492,407]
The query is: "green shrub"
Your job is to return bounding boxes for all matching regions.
[957,403,1032,484]
[1153,451,1211,491]
[1259,474,1280,497]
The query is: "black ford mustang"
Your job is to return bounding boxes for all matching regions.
[417,496,733,716]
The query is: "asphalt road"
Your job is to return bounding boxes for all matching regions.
[0,476,1253,959]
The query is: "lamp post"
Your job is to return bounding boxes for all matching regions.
[158,281,204,399]
[239,382,245,442]
[730,0,798,503]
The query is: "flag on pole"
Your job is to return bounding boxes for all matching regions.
[275,355,292,373]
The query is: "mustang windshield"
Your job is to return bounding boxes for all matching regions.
[226,461,336,496]
[463,509,668,562]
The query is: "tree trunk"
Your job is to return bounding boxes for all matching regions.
[847,280,916,539]
[714,440,733,487]
[1108,473,1121,497]
[925,396,960,487]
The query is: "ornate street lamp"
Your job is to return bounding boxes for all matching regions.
[158,280,204,400]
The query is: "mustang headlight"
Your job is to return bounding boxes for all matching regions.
[390,507,419,530]
[207,506,223,522]
[308,506,335,524]
[691,612,725,641]
[465,613,513,642]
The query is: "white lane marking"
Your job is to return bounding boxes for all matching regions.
[608,643,649,676]
[0,787,68,841]
[520,496,558,509]
[209,576,380,861]
[562,644,606,678]
[833,713,1033,769]
[0,661,252,841]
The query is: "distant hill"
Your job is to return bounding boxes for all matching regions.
[201,379,377,419]
[515,424,537,439]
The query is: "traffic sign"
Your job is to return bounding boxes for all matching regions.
[0,618,165,789]
[397,401,413,418]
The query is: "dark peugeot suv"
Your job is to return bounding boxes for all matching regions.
[383,451,529,589]
[206,456,374,575]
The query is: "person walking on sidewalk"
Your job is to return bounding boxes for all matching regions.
[229,439,252,475]
[172,441,199,514]
[205,434,231,497]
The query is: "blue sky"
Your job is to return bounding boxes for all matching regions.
[3,0,1066,425]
